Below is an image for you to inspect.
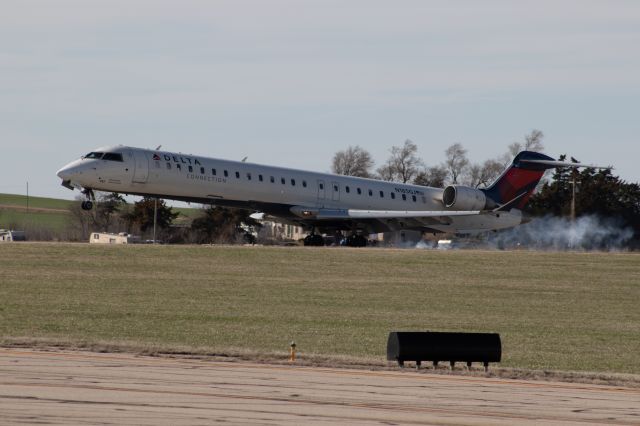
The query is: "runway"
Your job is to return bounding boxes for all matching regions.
[1,348,638,425]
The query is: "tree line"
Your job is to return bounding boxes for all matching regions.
[331,129,545,188]
[68,194,262,244]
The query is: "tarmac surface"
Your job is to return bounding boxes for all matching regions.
[1,348,639,425]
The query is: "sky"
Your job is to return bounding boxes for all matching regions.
[1,0,639,201]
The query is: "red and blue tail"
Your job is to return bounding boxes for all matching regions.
[481,151,556,210]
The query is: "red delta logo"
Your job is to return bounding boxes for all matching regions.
[152,154,161,161]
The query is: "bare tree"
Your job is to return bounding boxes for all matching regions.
[507,129,545,159]
[376,163,395,181]
[465,163,483,188]
[413,165,448,188]
[376,139,423,183]
[444,143,469,184]
[479,159,505,187]
[67,192,127,240]
[466,159,504,188]
[331,145,374,178]
[67,197,92,241]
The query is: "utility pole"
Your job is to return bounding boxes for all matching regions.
[570,172,576,222]
[569,159,580,222]
[153,198,158,244]
[26,182,29,213]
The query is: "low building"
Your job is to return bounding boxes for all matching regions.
[374,230,424,247]
[89,232,140,245]
[259,221,306,242]
[0,229,26,242]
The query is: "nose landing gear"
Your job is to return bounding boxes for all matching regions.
[81,188,95,210]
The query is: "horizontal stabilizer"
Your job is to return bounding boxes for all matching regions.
[519,159,612,169]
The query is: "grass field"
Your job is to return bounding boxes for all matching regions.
[0,209,71,232]
[1,243,638,375]
[0,193,73,232]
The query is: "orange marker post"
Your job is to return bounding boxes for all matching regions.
[289,341,296,363]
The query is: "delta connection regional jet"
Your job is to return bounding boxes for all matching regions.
[57,146,600,246]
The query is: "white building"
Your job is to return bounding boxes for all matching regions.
[89,232,140,244]
[260,221,306,242]
[0,229,25,242]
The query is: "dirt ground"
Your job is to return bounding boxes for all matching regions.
[1,348,638,425]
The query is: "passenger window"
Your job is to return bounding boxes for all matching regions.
[188,165,193,173]
[247,173,252,180]
[259,174,263,182]
[166,163,171,170]
[177,164,182,171]
[235,171,240,178]
[402,194,407,201]
[200,167,205,174]
[224,170,228,177]
[357,188,362,195]
[412,195,417,202]
[291,179,296,186]
[212,169,216,175]
[368,189,373,196]
[302,180,307,188]
[334,184,339,191]
[319,183,324,190]
[379,190,384,198]
[270,176,275,183]
[345,186,350,193]
[281,177,286,184]
[391,192,395,199]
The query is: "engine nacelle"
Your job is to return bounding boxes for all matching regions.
[443,185,494,210]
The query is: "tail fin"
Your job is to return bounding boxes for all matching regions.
[481,151,556,209]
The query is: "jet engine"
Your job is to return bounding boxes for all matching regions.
[442,185,496,210]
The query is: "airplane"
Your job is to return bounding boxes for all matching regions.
[56,146,605,246]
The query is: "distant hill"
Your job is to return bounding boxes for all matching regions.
[0,193,72,233]
[0,193,74,211]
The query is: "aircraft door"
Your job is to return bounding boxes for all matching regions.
[317,180,326,202]
[132,151,149,183]
[331,181,340,201]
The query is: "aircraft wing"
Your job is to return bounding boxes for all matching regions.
[290,207,481,220]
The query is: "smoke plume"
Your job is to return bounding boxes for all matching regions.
[486,215,634,251]
[411,215,634,251]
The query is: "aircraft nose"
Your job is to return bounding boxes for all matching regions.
[57,159,86,181]
[57,163,75,180]
[57,165,69,180]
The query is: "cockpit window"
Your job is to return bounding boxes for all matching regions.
[85,152,104,159]
[102,153,124,162]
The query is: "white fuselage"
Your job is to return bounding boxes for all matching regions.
[57,145,523,234]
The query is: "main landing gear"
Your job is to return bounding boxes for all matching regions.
[303,234,325,246]
[81,188,95,210]
[304,233,368,247]
[345,234,367,247]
